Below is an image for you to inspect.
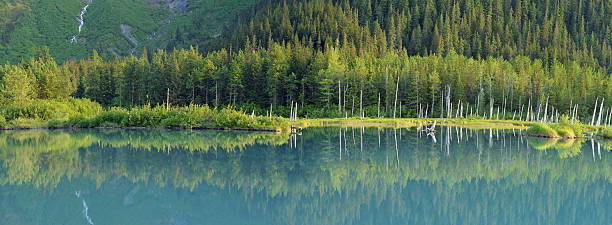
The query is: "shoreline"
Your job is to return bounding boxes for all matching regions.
[2,117,608,138]
[0,125,283,133]
[292,118,534,130]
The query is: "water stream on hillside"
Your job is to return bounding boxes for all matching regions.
[70,0,92,43]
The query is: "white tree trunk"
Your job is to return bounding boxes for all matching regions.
[393,75,400,118]
[377,93,380,119]
[360,89,363,118]
[591,97,599,126]
[596,98,605,126]
[543,96,549,122]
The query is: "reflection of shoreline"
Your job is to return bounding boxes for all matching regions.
[0,128,609,192]
[0,128,610,225]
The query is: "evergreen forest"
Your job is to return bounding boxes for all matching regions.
[0,0,611,124]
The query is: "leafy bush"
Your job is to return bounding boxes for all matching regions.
[526,117,584,138]
[0,97,102,121]
[525,124,559,138]
[598,128,612,139]
[0,114,5,128]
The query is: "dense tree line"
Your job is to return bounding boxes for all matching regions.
[219,0,611,73]
[2,43,610,121]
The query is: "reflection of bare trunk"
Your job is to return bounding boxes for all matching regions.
[394,129,399,166]
[339,129,342,160]
[598,142,601,159]
[360,127,363,153]
[344,128,347,157]
[591,138,595,162]
[446,126,450,155]
[378,128,381,148]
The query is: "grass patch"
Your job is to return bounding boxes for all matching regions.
[598,127,612,139]
[62,104,289,132]
[1,98,289,131]
[525,123,560,138]
[294,117,531,130]
[525,116,584,138]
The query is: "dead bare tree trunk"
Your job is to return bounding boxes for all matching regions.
[377,93,380,119]
[447,86,451,118]
[352,96,354,117]
[489,98,494,120]
[596,98,605,126]
[393,75,400,118]
[496,106,499,120]
[543,96,549,122]
[591,97,599,126]
[360,89,363,118]
[338,81,341,114]
[166,88,170,110]
[440,92,444,118]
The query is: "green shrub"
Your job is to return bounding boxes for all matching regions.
[46,119,64,128]
[1,97,102,121]
[4,100,289,130]
[67,115,91,128]
[525,123,559,138]
[0,114,5,128]
[599,128,612,139]
[554,125,576,138]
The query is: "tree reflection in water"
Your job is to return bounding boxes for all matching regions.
[0,127,610,225]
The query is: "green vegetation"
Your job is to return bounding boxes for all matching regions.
[62,104,288,131]
[294,117,532,129]
[223,0,611,73]
[525,118,584,138]
[1,0,611,131]
[3,44,608,123]
[0,99,287,131]
[597,127,612,139]
[0,0,255,63]
[526,123,560,137]
[526,137,584,158]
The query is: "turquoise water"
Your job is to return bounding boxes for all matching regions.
[0,127,610,225]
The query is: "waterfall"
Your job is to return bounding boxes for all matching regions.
[71,1,92,43]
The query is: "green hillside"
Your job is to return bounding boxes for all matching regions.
[0,0,255,63]
[221,0,611,71]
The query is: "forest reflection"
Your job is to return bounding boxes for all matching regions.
[0,127,610,225]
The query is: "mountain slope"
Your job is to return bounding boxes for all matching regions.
[0,0,255,63]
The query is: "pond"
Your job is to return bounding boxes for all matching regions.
[0,127,610,225]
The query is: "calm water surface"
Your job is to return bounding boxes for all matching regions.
[0,127,610,225]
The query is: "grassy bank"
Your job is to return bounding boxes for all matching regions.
[293,117,534,130]
[0,98,289,132]
[1,97,609,135]
[524,118,584,138]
